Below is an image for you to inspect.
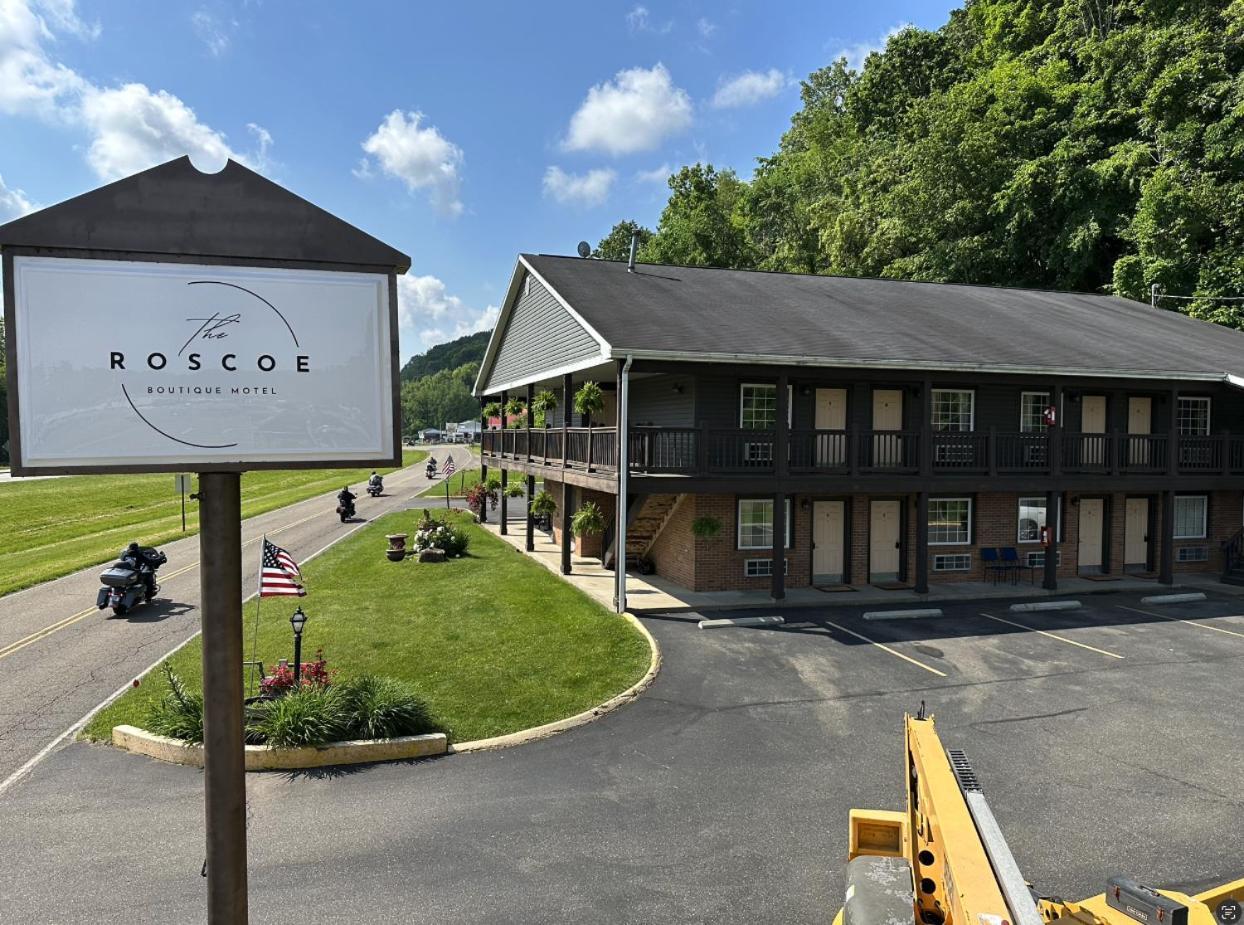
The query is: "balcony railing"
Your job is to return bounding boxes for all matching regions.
[481,426,1244,479]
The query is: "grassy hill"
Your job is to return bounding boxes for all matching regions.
[400,330,490,383]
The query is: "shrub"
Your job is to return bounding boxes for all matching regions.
[691,516,722,538]
[260,649,331,696]
[413,512,469,556]
[145,663,204,743]
[571,501,606,537]
[337,675,438,740]
[530,490,557,518]
[464,482,498,516]
[246,685,348,748]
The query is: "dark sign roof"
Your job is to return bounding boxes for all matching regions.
[522,254,1244,380]
[0,157,409,272]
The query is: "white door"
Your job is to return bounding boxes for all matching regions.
[1124,497,1149,571]
[812,501,845,585]
[1128,396,1152,466]
[870,500,901,581]
[815,388,847,466]
[1081,394,1106,465]
[872,390,903,467]
[1078,498,1104,573]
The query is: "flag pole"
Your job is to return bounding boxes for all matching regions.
[247,539,263,697]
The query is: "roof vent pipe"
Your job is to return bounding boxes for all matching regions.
[628,231,639,272]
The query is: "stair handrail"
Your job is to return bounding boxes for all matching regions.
[1220,527,1244,579]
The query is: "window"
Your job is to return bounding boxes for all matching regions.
[740,383,792,464]
[1177,397,1210,436]
[1174,496,1207,539]
[933,554,971,572]
[1020,392,1050,432]
[744,558,790,577]
[932,390,974,431]
[928,498,971,545]
[1177,546,1209,562]
[737,498,794,550]
[1017,497,1062,544]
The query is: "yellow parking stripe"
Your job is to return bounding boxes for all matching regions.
[979,612,1124,659]
[822,619,948,677]
[1118,604,1244,639]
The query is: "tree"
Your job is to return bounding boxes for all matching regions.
[593,220,654,261]
[640,164,754,268]
[400,362,479,436]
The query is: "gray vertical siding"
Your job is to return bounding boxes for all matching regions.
[630,374,696,426]
[484,273,603,392]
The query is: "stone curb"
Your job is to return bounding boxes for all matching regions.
[1140,592,1207,605]
[862,608,944,621]
[1009,600,1081,612]
[698,615,785,629]
[112,725,447,770]
[450,612,662,754]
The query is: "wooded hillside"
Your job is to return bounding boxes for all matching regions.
[605,0,1244,325]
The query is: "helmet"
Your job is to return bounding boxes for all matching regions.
[127,542,140,555]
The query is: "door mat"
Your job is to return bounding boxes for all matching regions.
[1081,575,1121,582]
[815,585,856,593]
[871,581,912,591]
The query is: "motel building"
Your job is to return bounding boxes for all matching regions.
[474,254,1244,599]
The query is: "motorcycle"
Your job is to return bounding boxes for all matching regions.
[367,478,383,498]
[336,496,356,522]
[96,547,167,616]
[425,458,438,480]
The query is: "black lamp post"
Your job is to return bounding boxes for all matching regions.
[289,606,307,683]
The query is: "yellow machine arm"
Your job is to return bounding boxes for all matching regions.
[834,713,1243,925]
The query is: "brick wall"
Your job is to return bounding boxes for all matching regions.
[542,478,615,559]
[648,496,697,589]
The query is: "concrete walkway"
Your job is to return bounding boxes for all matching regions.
[480,522,1241,612]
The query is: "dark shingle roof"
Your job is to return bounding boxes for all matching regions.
[0,157,410,272]
[523,254,1244,380]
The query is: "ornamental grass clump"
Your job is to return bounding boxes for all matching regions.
[246,685,348,748]
[337,675,438,740]
[145,663,204,743]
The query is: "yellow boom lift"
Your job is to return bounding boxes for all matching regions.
[835,710,1243,925]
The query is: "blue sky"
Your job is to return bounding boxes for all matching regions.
[0,0,958,362]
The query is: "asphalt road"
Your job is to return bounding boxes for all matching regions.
[0,589,1241,923]
[0,446,473,787]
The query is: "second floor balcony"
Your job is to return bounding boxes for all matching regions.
[481,425,1244,480]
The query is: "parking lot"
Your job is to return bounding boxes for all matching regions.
[0,587,1240,923]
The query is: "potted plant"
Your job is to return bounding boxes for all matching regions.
[531,390,558,428]
[504,396,526,424]
[484,475,502,511]
[530,489,557,530]
[571,500,607,563]
[574,381,605,428]
[481,401,502,428]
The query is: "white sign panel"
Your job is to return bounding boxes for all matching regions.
[10,257,396,471]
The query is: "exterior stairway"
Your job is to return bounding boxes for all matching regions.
[603,493,684,569]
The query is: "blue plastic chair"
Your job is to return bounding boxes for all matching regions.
[1000,546,1036,584]
[980,547,1007,585]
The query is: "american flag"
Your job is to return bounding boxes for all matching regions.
[260,538,305,597]
[442,457,456,476]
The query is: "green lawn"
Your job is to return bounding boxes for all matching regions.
[84,511,650,743]
[0,450,424,597]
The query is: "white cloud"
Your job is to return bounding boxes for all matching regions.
[0,1,264,179]
[563,63,692,156]
[625,5,671,35]
[696,18,716,39]
[358,109,464,216]
[191,9,234,57]
[0,173,38,220]
[542,166,615,207]
[634,163,670,184]
[833,22,910,72]
[396,273,498,358]
[710,68,789,109]
[80,83,243,179]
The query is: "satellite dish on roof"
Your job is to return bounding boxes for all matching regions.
[576,241,591,258]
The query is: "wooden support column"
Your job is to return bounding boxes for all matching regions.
[499,467,508,535]
[775,373,789,478]
[920,380,932,478]
[771,491,786,600]
[562,373,572,470]
[1159,489,1175,585]
[1168,387,1179,476]
[1050,383,1063,476]
[915,491,929,594]
[1042,489,1059,590]
[525,475,536,552]
[526,382,535,463]
[561,482,573,575]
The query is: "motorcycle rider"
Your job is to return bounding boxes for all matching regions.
[368,471,383,492]
[121,541,158,601]
[425,456,438,479]
[338,485,357,511]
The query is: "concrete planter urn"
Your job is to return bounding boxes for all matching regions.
[386,533,408,561]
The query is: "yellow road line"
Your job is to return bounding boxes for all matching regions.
[821,619,948,677]
[0,504,358,662]
[1118,604,1244,640]
[979,612,1124,659]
